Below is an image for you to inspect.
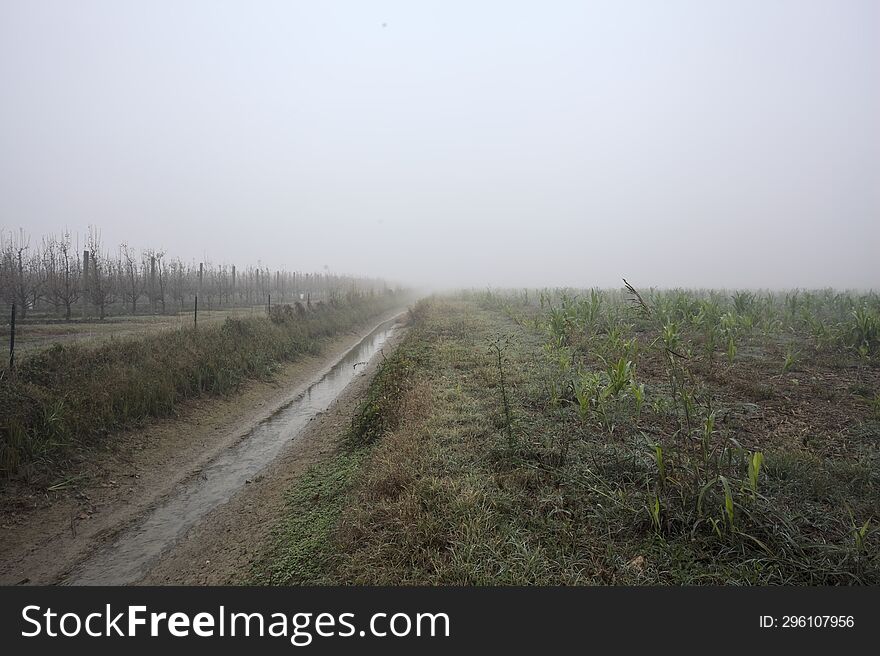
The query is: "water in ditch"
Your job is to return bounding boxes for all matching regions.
[66,317,401,585]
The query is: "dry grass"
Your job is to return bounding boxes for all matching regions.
[0,293,405,484]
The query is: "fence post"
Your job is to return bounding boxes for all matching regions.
[8,303,15,373]
[268,294,271,316]
[194,295,198,328]
[82,250,90,319]
[150,255,157,314]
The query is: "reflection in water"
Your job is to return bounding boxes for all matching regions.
[67,319,400,585]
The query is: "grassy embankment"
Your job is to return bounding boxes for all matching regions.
[254,290,879,585]
[0,292,406,484]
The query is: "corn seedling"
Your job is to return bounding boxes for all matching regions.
[852,518,870,556]
[720,311,739,336]
[606,357,634,397]
[653,443,666,490]
[631,381,645,418]
[732,290,756,316]
[574,372,600,423]
[747,451,764,498]
[844,505,872,574]
[701,411,715,465]
[703,324,719,358]
[545,375,561,409]
[782,346,797,373]
[546,307,569,344]
[621,336,639,361]
[726,336,737,365]
[661,322,680,358]
[850,304,879,354]
[650,396,672,416]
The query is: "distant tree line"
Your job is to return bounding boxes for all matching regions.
[1,228,393,321]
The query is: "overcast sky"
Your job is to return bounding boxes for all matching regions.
[1,0,878,289]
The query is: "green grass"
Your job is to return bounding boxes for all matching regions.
[250,324,424,584]
[0,292,406,484]
[256,292,879,585]
[250,449,370,585]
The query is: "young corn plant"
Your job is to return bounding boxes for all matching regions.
[591,358,634,433]
[850,304,879,355]
[630,381,645,419]
[703,324,719,359]
[606,357,634,397]
[720,311,739,337]
[661,322,680,356]
[621,336,639,362]
[581,288,603,329]
[696,472,738,536]
[653,443,666,490]
[546,307,570,346]
[846,507,872,575]
[853,518,870,556]
[747,451,764,499]
[732,290,756,316]
[782,346,797,373]
[726,336,737,365]
[574,372,600,423]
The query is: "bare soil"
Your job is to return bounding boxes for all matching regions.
[0,309,407,585]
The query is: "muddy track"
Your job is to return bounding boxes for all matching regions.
[0,309,409,585]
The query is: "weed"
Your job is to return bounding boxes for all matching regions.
[488,335,515,447]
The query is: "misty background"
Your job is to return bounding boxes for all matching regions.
[1,0,878,290]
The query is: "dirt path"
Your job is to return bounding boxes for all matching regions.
[0,309,408,585]
[139,325,407,585]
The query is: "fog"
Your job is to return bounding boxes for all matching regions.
[1,0,878,290]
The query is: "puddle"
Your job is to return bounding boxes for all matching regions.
[66,317,401,585]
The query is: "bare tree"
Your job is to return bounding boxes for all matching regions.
[47,231,81,320]
[151,249,167,314]
[1,229,45,319]
[143,248,166,314]
[88,229,115,319]
[1,225,390,320]
[169,258,188,311]
[202,261,217,309]
[120,243,145,314]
